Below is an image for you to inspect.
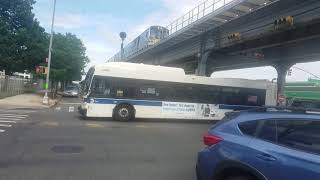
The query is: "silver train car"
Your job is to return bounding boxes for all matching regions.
[109,26,169,62]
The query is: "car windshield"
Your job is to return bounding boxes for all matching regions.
[66,86,77,91]
[0,0,320,179]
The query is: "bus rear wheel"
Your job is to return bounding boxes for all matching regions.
[113,104,134,121]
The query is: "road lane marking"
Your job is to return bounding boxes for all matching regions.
[135,125,148,128]
[69,106,74,112]
[60,103,81,105]
[0,120,17,123]
[85,123,104,128]
[0,129,5,133]
[42,121,59,127]
[0,124,12,127]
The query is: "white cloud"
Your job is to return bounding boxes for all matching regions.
[212,66,278,80]
[121,0,205,43]
[34,0,320,82]
[55,14,89,29]
[37,0,211,66]
[287,62,320,81]
[124,0,320,82]
[212,62,320,82]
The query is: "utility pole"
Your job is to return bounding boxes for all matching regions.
[43,0,57,105]
[119,32,127,61]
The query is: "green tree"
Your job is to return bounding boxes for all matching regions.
[0,0,48,73]
[50,33,89,82]
[0,0,89,83]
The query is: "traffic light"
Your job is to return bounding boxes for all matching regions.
[274,16,294,30]
[287,69,292,76]
[36,66,48,74]
[227,32,241,42]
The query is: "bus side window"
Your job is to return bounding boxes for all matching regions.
[194,85,219,104]
[138,87,159,100]
[111,78,136,99]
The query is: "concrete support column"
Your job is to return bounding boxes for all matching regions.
[197,52,210,76]
[151,55,159,65]
[273,61,294,106]
[196,33,210,76]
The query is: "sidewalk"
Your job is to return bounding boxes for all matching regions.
[0,94,58,108]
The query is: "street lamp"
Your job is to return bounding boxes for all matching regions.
[43,0,57,105]
[119,32,127,61]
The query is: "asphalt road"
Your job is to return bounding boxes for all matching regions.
[0,97,213,180]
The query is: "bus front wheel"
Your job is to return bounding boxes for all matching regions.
[113,104,135,121]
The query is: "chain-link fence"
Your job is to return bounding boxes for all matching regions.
[0,76,31,99]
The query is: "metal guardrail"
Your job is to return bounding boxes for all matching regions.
[165,0,235,36]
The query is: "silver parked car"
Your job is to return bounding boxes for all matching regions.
[63,86,79,97]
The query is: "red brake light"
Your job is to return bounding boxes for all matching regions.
[203,134,223,146]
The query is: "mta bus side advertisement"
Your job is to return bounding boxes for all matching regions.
[79,62,276,121]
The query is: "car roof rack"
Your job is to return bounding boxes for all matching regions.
[245,106,320,114]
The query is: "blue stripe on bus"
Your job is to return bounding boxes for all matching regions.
[91,98,162,107]
[84,98,259,109]
[219,104,259,110]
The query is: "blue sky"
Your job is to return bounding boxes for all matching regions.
[33,0,320,81]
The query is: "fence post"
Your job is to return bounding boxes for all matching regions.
[176,20,178,32]
[197,6,200,20]
[203,2,206,17]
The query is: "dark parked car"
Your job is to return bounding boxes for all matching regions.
[196,107,320,180]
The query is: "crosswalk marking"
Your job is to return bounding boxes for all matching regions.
[0,114,28,117]
[0,110,36,113]
[0,124,12,127]
[0,117,27,119]
[0,120,17,123]
[0,109,36,134]
[0,117,25,121]
[0,116,26,119]
[0,115,26,118]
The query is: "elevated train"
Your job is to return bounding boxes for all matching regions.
[108,26,169,62]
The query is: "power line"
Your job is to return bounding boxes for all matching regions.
[291,66,320,79]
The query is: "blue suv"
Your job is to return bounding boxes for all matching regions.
[196,107,320,180]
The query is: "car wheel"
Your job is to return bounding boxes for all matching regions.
[196,166,202,180]
[225,175,254,180]
[113,104,134,121]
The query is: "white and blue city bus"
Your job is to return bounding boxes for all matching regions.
[79,62,277,121]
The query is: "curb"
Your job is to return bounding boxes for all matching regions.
[49,95,63,108]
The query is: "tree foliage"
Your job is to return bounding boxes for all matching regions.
[50,33,89,81]
[0,0,47,72]
[0,0,89,81]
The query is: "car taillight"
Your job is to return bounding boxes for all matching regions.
[203,134,223,146]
